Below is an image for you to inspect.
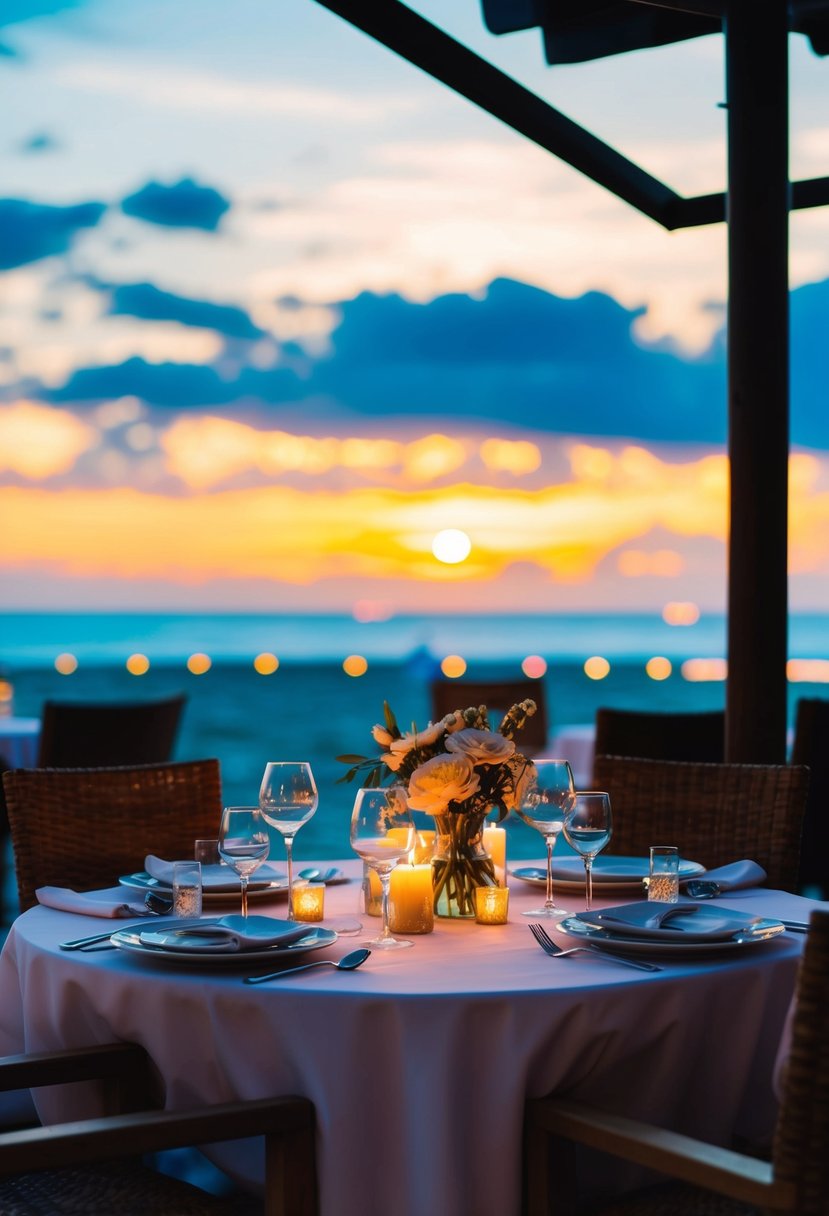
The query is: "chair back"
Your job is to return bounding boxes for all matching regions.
[36,694,186,768]
[791,698,829,893]
[3,759,222,911]
[592,754,808,891]
[772,909,829,1212]
[593,707,724,773]
[430,679,548,755]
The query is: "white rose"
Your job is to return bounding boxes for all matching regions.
[445,728,515,765]
[389,720,446,759]
[406,753,481,815]
[372,724,395,747]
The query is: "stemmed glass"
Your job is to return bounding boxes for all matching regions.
[259,762,318,921]
[218,806,270,918]
[563,791,613,912]
[516,758,576,919]
[350,787,415,950]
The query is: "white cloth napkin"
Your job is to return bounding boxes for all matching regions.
[139,914,312,953]
[36,886,147,918]
[144,855,285,891]
[681,859,767,891]
[582,901,700,933]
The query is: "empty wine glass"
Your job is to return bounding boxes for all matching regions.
[563,791,613,912]
[516,758,576,919]
[218,806,270,918]
[350,787,414,950]
[259,762,318,921]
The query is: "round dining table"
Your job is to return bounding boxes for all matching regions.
[0,860,820,1216]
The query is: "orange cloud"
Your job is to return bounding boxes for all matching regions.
[0,401,97,478]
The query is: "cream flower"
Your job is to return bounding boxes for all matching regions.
[382,751,404,772]
[445,728,515,765]
[389,720,446,759]
[372,724,395,747]
[406,753,481,814]
[440,710,466,734]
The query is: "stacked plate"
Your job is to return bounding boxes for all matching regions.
[511,855,706,893]
[558,900,786,957]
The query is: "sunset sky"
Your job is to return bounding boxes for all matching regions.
[3,0,829,617]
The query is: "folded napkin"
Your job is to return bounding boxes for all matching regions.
[144,855,285,892]
[681,859,767,891]
[37,886,147,918]
[587,901,700,933]
[138,914,311,953]
[577,900,764,942]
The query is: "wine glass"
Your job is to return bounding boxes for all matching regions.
[516,758,576,919]
[259,762,318,921]
[218,806,270,918]
[563,791,613,912]
[350,787,415,950]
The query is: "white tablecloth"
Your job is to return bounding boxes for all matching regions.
[0,861,821,1216]
[0,718,40,769]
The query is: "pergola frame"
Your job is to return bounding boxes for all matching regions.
[311,0,827,763]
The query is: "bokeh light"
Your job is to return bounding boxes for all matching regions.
[787,659,829,683]
[662,601,700,626]
[187,653,212,675]
[126,653,150,676]
[343,654,368,677]
[54,653,78,675]
[681,658,728,682]
[646,656,672,681]
[584,656,610,680]
[521,655,548,679]
[440,655,467,679]
[254,652,279,675]
[431,529,472,565]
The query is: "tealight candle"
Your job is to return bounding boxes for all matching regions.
[482,822,507,883]
[474,885,509,925]
[294,884,325,922]
[389,864,434,934]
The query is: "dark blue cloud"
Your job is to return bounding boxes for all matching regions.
[107,282,265,341]
[0,1,82,25]
[121,178,230,232]
[0,198,105,269]
[18,131,60,154]
[25,275,829,449]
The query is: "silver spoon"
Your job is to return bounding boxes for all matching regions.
[297,867,339,883]
[243,947,370,984]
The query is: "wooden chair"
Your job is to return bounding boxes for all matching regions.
[790,697,829,894]
[0,1041,316,1215]
[3,759,223,911]
[592,755,809,892]
[524,910,829,1216]
[37,693,187,767]
[430,679,549,755]
[593,708,725,774]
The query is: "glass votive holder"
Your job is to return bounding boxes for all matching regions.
[648,845,679,903]
[293,883,325,922]
[194,838,220,866]
[172,861,203,917]
[474,885,509,925]
[362,862,383,916]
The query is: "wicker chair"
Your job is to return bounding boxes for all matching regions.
[37,693,187,767]
[791,698,829,894]
[0,1041,316,1215]
[430,679,549,755]
[592,708,725,774]
[591,755,809,892]
[524,909,829,1216]
[3,759,223,911]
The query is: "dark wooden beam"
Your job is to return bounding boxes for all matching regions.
[724,0,789,763]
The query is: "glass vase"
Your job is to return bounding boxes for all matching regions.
[431,810,498,918]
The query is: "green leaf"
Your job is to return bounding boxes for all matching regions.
[336,753,369,765]
[383,700,399,736]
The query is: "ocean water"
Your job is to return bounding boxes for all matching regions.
[3,611,828,863]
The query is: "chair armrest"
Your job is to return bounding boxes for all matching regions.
[527,1097,795,1210]
[0,1044,149,1093]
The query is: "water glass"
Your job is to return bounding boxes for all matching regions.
[648,845,679,903]
[172,861,202,918]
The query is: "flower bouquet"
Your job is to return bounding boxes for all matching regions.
[339,698,537,918]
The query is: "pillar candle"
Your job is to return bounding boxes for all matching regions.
[412,830,436,865]
[482,822,507,883]
[389,864,434,934]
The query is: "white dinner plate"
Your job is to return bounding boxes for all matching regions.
[110,919,338,965]
[511,856,706,893]
[119,871,289,904]
[559,915,785,956]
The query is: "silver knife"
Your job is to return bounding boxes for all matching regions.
[60,931,116,950]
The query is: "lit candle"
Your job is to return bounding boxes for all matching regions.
[412,830,436,865]
[482,822,507,883]
[294,884,325,922]
[474,885,509,925]
[389,864,434,934]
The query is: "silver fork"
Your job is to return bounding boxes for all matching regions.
[528,923,662,973]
